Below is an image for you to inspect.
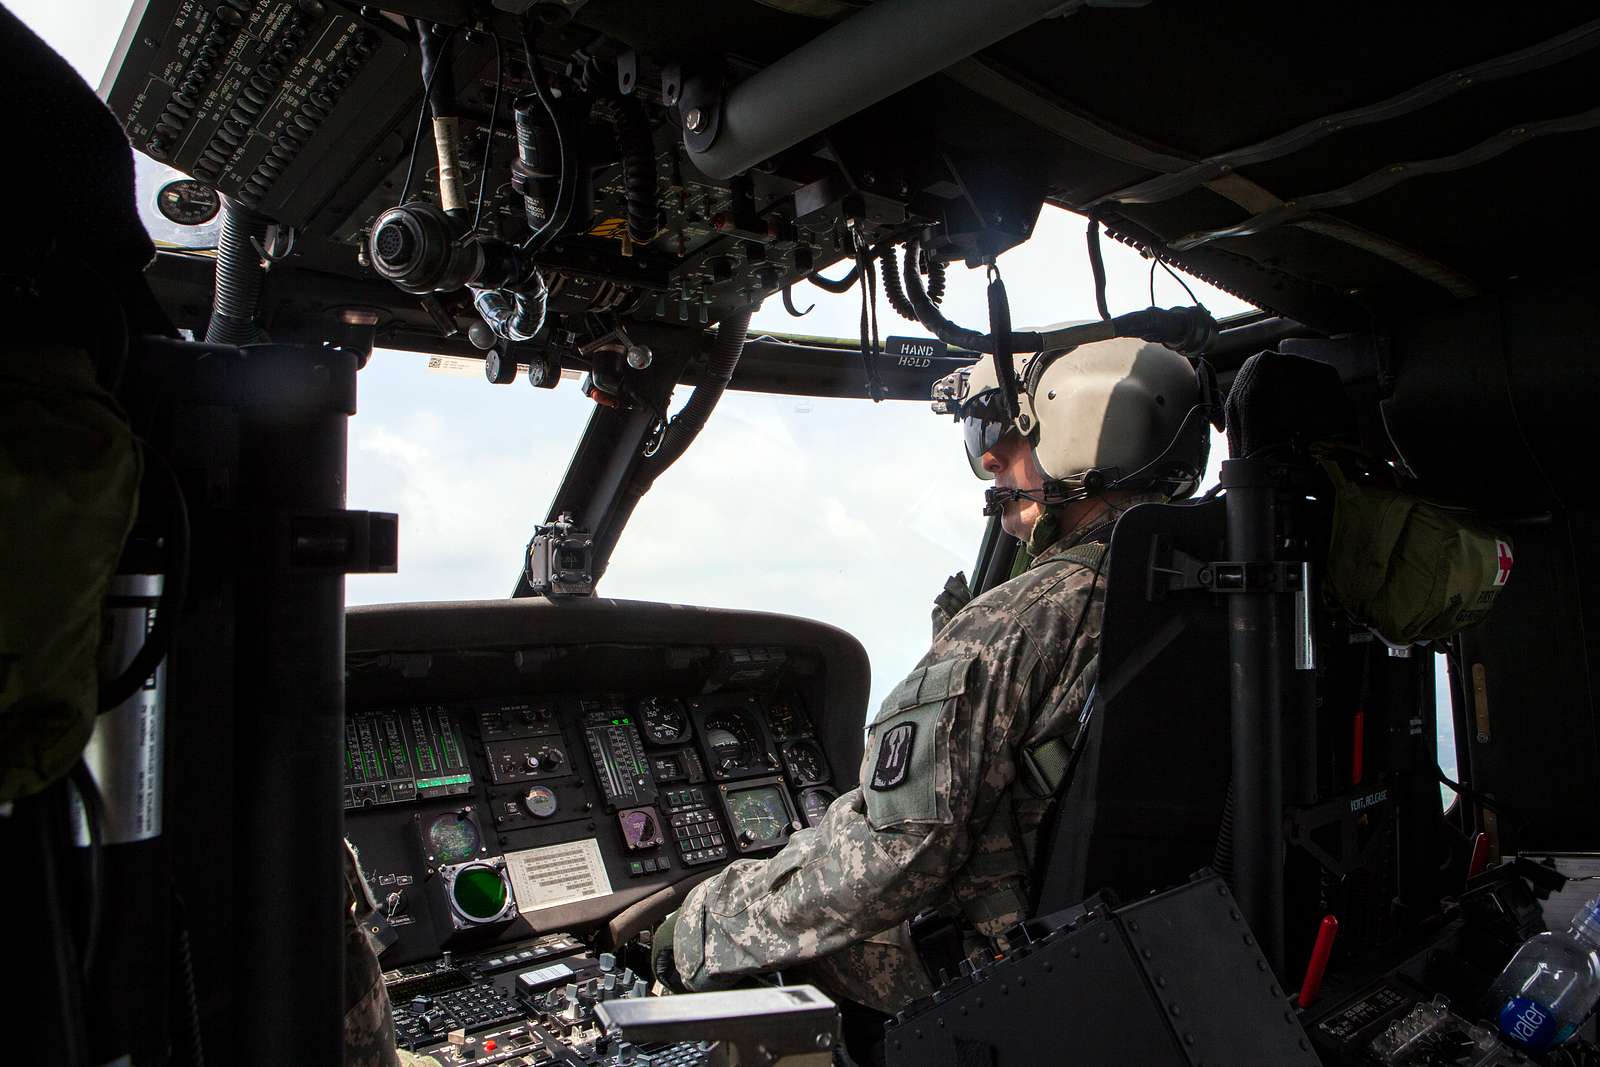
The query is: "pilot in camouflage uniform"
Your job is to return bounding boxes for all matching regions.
[673,506,1115,1014]
[663,337,1213,1016]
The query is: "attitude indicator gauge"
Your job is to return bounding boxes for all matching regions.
[695,701,778,780]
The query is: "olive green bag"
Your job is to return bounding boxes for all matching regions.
[1318,449,1511,645]
[1,346,141,800]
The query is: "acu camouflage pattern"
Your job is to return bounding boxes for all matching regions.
[343,841,441,1067]
[673,510,1119,1016]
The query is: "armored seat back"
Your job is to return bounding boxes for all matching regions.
[1034,494,1233,915]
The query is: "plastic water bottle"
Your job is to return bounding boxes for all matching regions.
[1488,897,1600,1051]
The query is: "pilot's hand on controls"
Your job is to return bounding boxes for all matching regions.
[650,911,685,993]
[932,571,972,636]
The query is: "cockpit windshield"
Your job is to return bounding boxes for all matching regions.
[346,206,1248,709]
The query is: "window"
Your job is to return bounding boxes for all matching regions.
[348,207,1250,713]
[1437,651,1460,809]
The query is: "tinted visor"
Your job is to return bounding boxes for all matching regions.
[961,389,1013,480]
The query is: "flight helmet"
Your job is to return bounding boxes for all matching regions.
[932,336,1213,509]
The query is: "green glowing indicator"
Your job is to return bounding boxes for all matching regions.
[415,773,472,789]
[452,866,508,921]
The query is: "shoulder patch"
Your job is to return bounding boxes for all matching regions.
[870,722,916,790]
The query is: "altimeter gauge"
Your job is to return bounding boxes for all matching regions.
[156,178,221,225]
[782,738,829,787]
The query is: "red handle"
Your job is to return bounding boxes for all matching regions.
[1297,914,1340,1008]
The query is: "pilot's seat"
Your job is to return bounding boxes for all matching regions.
[1031,349,1355,919]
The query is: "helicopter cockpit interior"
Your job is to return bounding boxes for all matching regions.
[10,1,1600,1064]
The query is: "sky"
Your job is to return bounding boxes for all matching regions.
[17,0,1455,786]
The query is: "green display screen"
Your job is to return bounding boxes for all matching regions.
[452,866,509,921]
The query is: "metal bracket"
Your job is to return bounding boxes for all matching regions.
[679,71,723,155]
[1148,544,1305,597]
[617,50,638,96]
[277,510,398,574]
[1285,785,1396,879]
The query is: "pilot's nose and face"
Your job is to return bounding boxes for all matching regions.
[982,431,1048,541]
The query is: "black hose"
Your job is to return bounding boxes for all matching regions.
[641,307,753,477]
[204,200,268,346]
[902,240,1219,356]
[99,443,190,713]
[68,761,103,980]
[606,94,660,245]
[902,240,1043,353]
[1086,213,1111,321]
[878,245,917,322]
[806,262,860,293]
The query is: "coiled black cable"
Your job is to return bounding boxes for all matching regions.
[204,200,269,346]
[878,245,917,322]
[173,891,207,1067]
[604,95,659,245]
[921,248,946,306]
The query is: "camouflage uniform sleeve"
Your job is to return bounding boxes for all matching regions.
[343,841,403,1067]
[673,563,1101,1001]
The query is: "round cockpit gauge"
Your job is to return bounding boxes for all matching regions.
[641,697,690,746]
[766,691,812,739]
[156,178,221,226]
[619,807,662,849]
[782,738,829,787]
[448,863,513,923]
[426,811,481,864]
[798,786,838,827]
[727,785,789,848]
[522,785,558,818]
[703,709,760,773]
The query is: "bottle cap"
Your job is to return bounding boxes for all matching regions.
[1571,896,1600,947]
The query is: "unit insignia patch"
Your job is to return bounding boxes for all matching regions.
[871,723,916,790]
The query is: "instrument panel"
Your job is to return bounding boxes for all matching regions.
[344,686,838,969]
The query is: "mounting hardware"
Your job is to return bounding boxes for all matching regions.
[525,512,594,597]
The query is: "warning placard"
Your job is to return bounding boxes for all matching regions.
[504,839,614,913]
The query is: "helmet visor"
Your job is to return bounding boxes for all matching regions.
[961,389,1012,480]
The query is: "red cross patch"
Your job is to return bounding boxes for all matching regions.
[1494,539,1513,586]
